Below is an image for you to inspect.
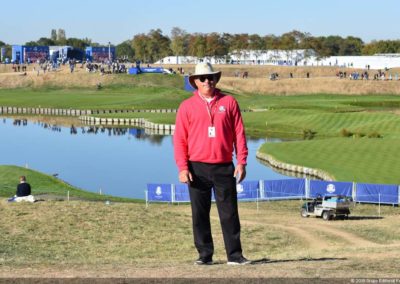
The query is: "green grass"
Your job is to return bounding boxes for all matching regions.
[260,138,400,184]
[0,165,141,202]
[0,74,190,110]
[339,223,400,244]
[0,87,189,110]
[243,109,400,138]
[234,92,400,112]
[86,93,400,139]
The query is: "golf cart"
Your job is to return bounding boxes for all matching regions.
[301,195,351,221]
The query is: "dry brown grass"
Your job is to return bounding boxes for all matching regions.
[164,63,400,78]
[0,200,399,278]
[0,64,14,73]
[0,65,122,89]
[166,64,400,95]
[219,77,400,95]
[1,64,400,95]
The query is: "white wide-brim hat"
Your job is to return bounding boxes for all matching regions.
[189,62,221,89]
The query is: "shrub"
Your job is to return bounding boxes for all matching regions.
[340,128,353,137]
[353,132,366,138]
[368,131,382,138]
[303,129,316,140]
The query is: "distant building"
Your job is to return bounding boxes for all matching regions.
[12,45,49,64]
[49,46,84,63]
[155,56,198,65]
[155,49,316,66]
[85,46,115,62]
[311,55,400,69]
[156,50,400,69]
[228,49,316,65]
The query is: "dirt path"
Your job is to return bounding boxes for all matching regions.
[235,216,392,251]
[301,224,377,248]
[273,224,330,250]
[239,219,330,250]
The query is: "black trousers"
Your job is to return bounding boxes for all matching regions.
[188,161,243,262]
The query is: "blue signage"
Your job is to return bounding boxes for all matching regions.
[147,183,172,202]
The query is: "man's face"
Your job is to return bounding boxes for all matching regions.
[195,74,217,94]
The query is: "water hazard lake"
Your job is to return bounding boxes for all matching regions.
[0,117,291,199]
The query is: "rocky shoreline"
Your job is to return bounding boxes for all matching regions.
[256,151,335,181]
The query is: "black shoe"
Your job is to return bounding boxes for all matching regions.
[194,258,213,265]
[227,256,251,265]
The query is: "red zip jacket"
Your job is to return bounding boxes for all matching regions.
[173,89,248,172]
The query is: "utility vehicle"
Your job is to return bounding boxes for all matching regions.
[301,195,351,221]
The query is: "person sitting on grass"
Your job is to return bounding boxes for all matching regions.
[8,176,35,203]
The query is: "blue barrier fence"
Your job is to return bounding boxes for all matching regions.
[146,179,400,205]
[355,183,399,205]
[264,179,305,200]
[309,180,353,198]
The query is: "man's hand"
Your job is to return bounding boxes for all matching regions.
[179,170,193,184]
[234,164,246,184]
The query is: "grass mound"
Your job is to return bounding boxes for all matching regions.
[0,165,139,202]
[260,138,400,184]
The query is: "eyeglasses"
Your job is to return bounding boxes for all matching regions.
[197,75,215,82]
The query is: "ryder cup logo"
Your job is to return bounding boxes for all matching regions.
[218,106,226,113]
[326,184,336,194]
[156,186,162,195]
[236,184,244,194]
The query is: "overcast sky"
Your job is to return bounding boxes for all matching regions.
[1,0,399,45]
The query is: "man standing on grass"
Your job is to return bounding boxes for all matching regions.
[173,62,250,265]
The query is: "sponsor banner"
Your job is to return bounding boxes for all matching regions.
[128,67,139,74]
[89,47,115,62]
[309,180,352,198]
[140,67,164,73]
[184,75,195,92]
[24,46,49,63]
[147,183,172,202]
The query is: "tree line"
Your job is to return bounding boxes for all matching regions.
[1,28,400,62]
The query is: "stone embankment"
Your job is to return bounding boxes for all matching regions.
[0,106,91,116]
[0,106,176,117]
[0,106,176,134]
[256,151,335,181]
[79,116,175,135]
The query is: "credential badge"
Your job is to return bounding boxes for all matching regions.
[236,184,244,194]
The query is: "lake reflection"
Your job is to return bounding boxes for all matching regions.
[0,117,291,199]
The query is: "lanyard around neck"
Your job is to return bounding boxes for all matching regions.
[198,92,218,126]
